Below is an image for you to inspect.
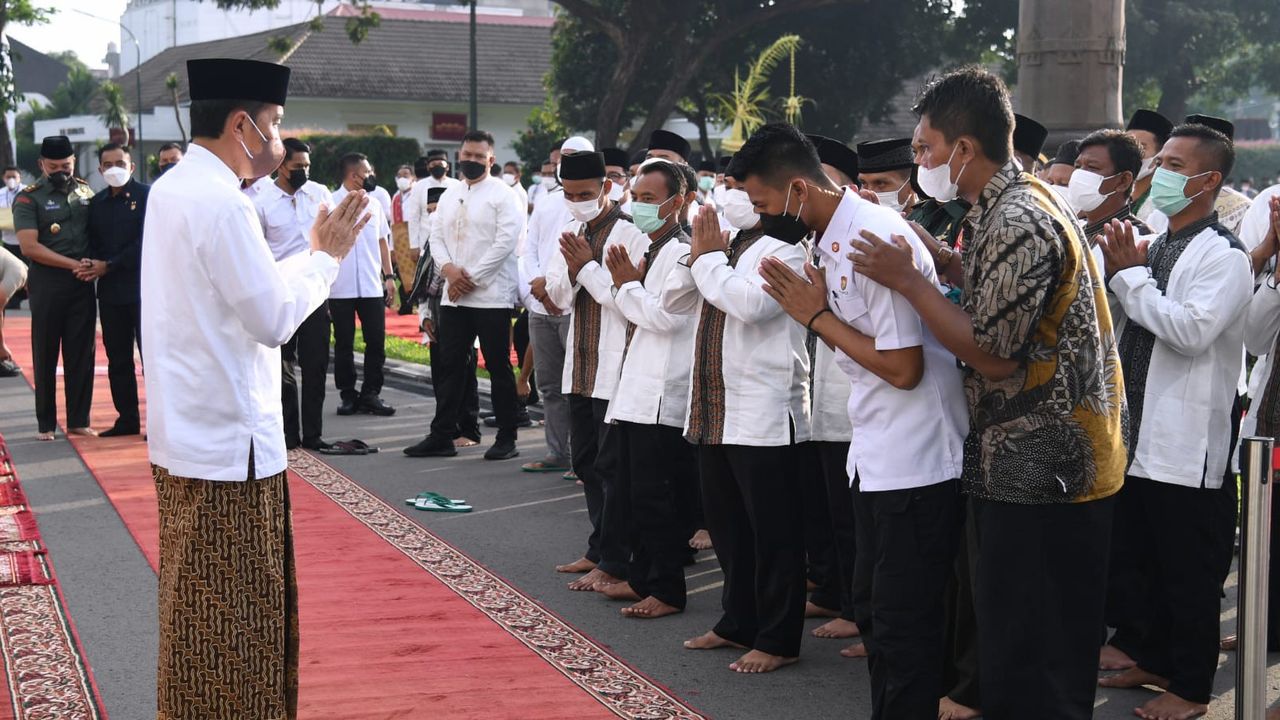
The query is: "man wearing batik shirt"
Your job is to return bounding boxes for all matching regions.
[662,160,811,675]
[854,66,1126,719]
[1095,123,1251,720]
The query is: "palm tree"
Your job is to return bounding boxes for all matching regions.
[164,72,186,145]
[98,81,130,140]
[711,34,802,153]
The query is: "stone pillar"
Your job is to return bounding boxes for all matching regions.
[1015,0,1125,145]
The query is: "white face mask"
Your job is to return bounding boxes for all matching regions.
[712,184,728,207]
[502,173,517,187]
[103,166,131,188]
[395,177,413,192]
[873,179,910,212]
[916,144,966,203]
[541,175,557,189]
[722,188,760,230]
[1138,156,1157,180]
[607,182,625,202]
[1065,168,1117,214]
[4,178,19,191]
[565,191,605,223]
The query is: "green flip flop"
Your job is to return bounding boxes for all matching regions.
[412,496,472,513]
[404,491,467,506]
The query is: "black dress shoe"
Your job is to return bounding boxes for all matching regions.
[337,399,359,416]
[100,423,141,438]
[301,439,333,451]
[483,440,519,461]
[285,436,302,450]
[0,359,20,377]
[404,436,457,457]
[483,413,532,428]
[360,395,396,416]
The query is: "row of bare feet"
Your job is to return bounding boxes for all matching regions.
[1097,645,1211,720]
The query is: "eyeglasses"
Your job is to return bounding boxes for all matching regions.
[606,172,627,183]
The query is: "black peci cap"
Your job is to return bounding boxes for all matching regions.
[39,135,73,160]
[855,138,914,173]
[1050,139,1081,167]
[807,134,859,181]
[600,148,630,169]
[647,130,691,161]
[1012,114,1048,159]
[426,187,447,204]
[1126,109,1174,141]
[559,151,606,180]
[1185,114,1235,141]
[187,58,290,106]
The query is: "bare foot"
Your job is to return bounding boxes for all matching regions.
[35,431,54,442]
[569,567,622,591]
[729,649,798,674]
[684,630,746,651]
[555,557,596,574]
[68,427,97,437]
[1098,666,1169,690]
[1220,635,1237,651]
[938,696,981,720]
[597,581,641,601]
[621,596,681,619]
[689,529,712,550]
[812,618,860,639]
[453,437,478,448]
[1100,644,1137,670]
[805,601,840,619]
[1134,692,1207,720]
[840,642,867,658]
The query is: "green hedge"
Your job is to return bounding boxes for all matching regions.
[1235,143,1280,184]
[297,133,423,193]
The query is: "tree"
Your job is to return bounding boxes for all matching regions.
[512,99,568,180]
[0,0,54,166]
[712,35,802,153]
[550,0,843,150]
[99,81,129,132]
[165,72,187,145]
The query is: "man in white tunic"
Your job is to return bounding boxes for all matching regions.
[142,58,369,719]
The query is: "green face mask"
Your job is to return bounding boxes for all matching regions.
[631,196,674,233]
[698,176,715,192]
[1149,166,1211,217]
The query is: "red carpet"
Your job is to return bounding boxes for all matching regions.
[7,316,702,719]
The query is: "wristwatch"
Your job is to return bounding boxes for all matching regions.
[383,273,396,282]
[936,245,955,271]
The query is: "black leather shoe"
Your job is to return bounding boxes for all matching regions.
[360,395,396,416]
[100,423,141,438]
[285,435,302,450]
[301,439,333,451]
[404,436,457,457]
[483,413,532,428]
[337,399,359,416]
[0,359,20,378]
[483,440,519,461]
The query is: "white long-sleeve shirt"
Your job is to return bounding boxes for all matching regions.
[521,188,572,315]
[253,180,333,261]
[407,175,461,250]
[141,143,339,482]
[544,211,650,400]
[661,233,812,447]
[1109,222,1252,488]
[605,234,696,428]
[428,175,525,309]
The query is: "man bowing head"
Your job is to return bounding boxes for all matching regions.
[141,58,370,720]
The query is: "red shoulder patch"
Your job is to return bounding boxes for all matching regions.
[14,196,30,204]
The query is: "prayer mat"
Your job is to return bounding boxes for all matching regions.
[0,483,28,508]
[0,512,39,543]
[155,465,298,720]
[0,551,52,586]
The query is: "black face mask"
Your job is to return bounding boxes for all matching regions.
[458,161,487,181]
[429,165,447,180]
[157,163,174,177]
[48,171,70,189]
[760,187,810,244]
[286,168,307,190]
[362,175,378,193]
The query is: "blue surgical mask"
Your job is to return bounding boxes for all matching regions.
[1149,167,1211,218]
[631,196,674,234]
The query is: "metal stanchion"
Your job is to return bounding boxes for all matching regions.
[1238,436,1274,720]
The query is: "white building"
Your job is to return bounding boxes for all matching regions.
[117,0,553,74]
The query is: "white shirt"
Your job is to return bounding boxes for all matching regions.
[370,185,392,221]
[408,175,461,249]
[242,175,273,201]
[0,185,20,246]
[661,232,812,446]
[527,180,548,210]
[330,185,392,299]
[810,344,853,443]
[1109,222,1252,489]
[605,233,696,428]
[253,180,333,261]
[544,209,650,400]
[522,188,572,315]
[820,191,967,491]
[428,175,525,309]
[508,180,528,214]
[141,143,339,482]
[1240,185,1280,251]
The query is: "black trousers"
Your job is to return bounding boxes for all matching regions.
[1105,476,1228,704]
[800,441,856,619]
[972,495,1115,720]
[851,478,961,720]
[616,421,696,607]
[430,306,517,443]
[567,395,626,576]
[330,297,385,401]
[281,304,330,445]
[98,300,140,427]
[942,498,981,709]
[28,263,95,432]
[700,443,805,658]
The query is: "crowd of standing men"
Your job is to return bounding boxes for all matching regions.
[11,56,1280,720]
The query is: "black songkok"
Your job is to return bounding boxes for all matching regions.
[559,151,606,180]
[187,58,290,106]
